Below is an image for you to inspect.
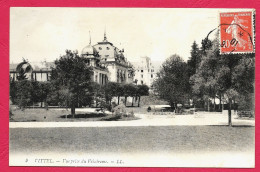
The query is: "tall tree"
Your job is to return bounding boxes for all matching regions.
[188,41,201,77]
[51,50,93,117]
[191,33,255,126]
[191,38,220,111]
[153,54,189,110]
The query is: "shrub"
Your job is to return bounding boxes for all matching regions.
[112,102,127,117]
[147,106,151,112]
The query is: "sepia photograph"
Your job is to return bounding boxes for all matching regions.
[9,7,255,167]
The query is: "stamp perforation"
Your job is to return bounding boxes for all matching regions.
[218,10,255,55]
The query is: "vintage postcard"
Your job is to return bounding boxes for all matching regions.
[9,8,255,167]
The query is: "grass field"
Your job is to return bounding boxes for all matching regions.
[10,126,254,154]
[10,107,139,122]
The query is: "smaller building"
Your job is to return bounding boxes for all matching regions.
[10,61,52,82]
[132,56,159,87]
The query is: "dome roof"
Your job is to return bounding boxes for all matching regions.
[81,44,98,57]
[16,61,33,73]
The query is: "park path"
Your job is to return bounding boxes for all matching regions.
[9,110,255,128]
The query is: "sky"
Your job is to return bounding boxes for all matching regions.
[10,8,244,64]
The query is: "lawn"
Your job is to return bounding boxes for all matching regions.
[10,106,139,122]
[10,126,254,154]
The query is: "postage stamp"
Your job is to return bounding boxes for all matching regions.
[219,11,255,54]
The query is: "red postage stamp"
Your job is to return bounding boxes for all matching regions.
[219,11,255,54]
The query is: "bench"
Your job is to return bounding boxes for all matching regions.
[237,111,254,118]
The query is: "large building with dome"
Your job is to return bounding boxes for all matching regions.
[10,33,135,85]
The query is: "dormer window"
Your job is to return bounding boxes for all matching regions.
[107,47,110,50]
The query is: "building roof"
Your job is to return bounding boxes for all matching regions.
[81,44,99,58]
[131,57,162,71]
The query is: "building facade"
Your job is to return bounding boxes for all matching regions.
[132,56,159,87]
[93,33,134,84]
[10,33,134,85]
[10,61,53,82]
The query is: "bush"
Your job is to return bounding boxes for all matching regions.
[112,103,127,117]
[147,106,151,112]
[126,111,135,118]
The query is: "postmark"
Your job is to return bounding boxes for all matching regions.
[219,11,255,54]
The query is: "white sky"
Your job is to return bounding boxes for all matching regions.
[10,8,244,63]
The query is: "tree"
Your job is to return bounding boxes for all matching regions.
[115,83,124,105]
[136,84,149,107]
[91,82,106,108]
[217,53,254,126]
[11,59,34,109]
[153,54,189,110]
[123,83,137,106]
[30,80,41,106]
[37,82,55,107]
[15,80,33,110]
[10,78,17,104]
[188,41,205,109]
[191,32,255,126]
[103,82,116,104]
[190,38,220,111]
[188,41,201,77]
[51,50,93,117]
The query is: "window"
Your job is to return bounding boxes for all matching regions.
[151,69,154,72]
[141,74,143,78]
[151,74,153,78]
[141,80,143,84]
[148,69,150,72]
[107,47,110,50]
[141,70,143,73]
[99,47,102,50]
